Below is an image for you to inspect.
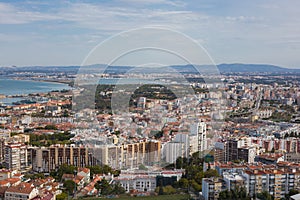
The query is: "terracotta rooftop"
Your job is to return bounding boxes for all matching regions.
[0,180,9,186]
[6,183,34,194]
[0,169,11,173]
[62,174,75,180]
[78,167,90,174]
[5,178,21,185]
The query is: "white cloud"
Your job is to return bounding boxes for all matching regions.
[0,2,59,24]
[0,2,206,31]
[118,0,186,7]
[54,3,206,32]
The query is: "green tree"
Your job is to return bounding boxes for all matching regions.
[175,157,188,169]
[219,190,230,200]
[138,164,148,170]
[95,178,112,195]
[45,124,57,130]
[111,182,126,195]
[284,189,299,199]
[219,187,250,200]
[56,192,68,200]
[26,173,45,179]
[63,180,76,194]
[257,191,274,200]
[204,169,219,178]
[190,179,201,191]
[155,186,165,195]
[177,178,189,189]
[163,185,177,195]
[87,165,120,177]
[54,164,76,181]
[194,172,204,184]
[288,189,299,196]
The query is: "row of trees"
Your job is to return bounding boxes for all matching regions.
[29,131,74,146]
[155,185,177,195]
[87,165,120,177]
[219,187,250,200]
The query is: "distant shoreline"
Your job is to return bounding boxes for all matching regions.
[0,78,72,99]
[0,76,73,86]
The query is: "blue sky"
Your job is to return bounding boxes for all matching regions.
[0,0,300,68]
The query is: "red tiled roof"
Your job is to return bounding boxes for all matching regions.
[5,178,20,185]
[6,183,34,194]
[0,180,9,186]
[78,167,90,174]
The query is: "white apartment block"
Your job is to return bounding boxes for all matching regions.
[4,143,28,171]
[163,142,185,164]
[190,122,207,153]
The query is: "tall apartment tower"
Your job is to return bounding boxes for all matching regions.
[190,122,207,154]
[214,141,227,162]
[137,97,147,109]
[214,139,256,163]
[227,139,238,162]
[4,143,28,171]
[163,142,185,164]
[0,138,5,162]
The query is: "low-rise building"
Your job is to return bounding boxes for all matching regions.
[285,153,300,163]
[5,183,38,200]
[0,169,12,181]
[114,175,156,193]
[78,168,91,184]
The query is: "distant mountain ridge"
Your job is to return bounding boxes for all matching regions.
[0,63,299,74]
[217,63,300,73]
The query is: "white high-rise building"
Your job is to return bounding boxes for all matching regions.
[5,143,28,171]
[190,122,207,153]
[163,142,185,164]
[174,133,189,157]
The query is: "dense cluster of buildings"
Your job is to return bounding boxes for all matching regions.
[0,169,59,200]
[0,165,185,200]
[202,161,300,200]
[0,73,300,199]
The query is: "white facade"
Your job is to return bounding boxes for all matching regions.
[115,176,156,192]
[5,184,39,200]
[190,122,207,153]
[163,142,184,164]
[174,133,189,157]
[223,172,245,190]
[4,143,28,171]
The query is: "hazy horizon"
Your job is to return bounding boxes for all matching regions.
[0,63,297,69]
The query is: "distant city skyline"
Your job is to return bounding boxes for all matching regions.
[0,0,300,68]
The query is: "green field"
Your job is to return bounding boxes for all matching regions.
[81,194,190,200]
